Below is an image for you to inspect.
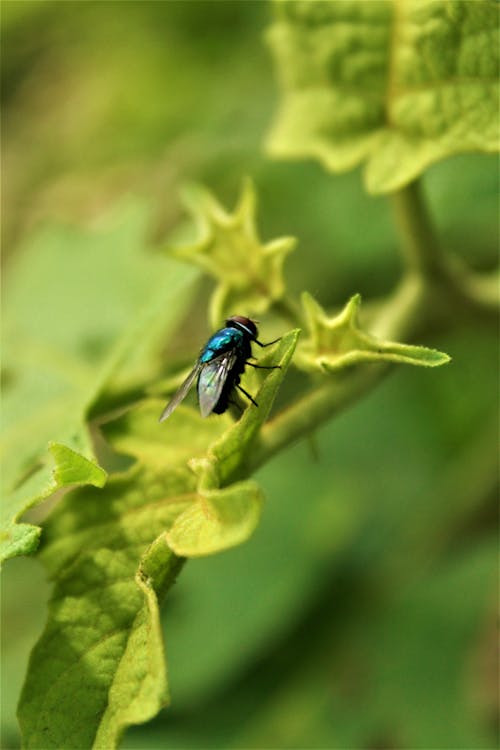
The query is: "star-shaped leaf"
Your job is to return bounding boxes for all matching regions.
[296,292,450,372]
[167,180,296,326]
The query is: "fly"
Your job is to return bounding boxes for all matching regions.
[159,316,280,422]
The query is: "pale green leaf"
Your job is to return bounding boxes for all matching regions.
[19,328,298,746]
[92,540,182,749]
[102,400,228,470]
[18,466,193,749]
[1,443,106,563]
[166,481,264,557]
[1,199,198,562]
[49,443,107,486]
[0,523,41,563]
[296,292,450,372]
[166,180,296,326]
[266,0,500,193]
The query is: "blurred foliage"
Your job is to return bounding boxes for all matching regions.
[1,1,498,749]
[266,0,499,192]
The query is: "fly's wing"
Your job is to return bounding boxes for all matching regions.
[158,363,202,422]
[198,351,237,418]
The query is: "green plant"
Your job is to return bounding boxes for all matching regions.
[2,2,498,748]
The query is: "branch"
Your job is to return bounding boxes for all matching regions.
[248,364,387,473]
[391,180,499,317]
[391,180,444,279]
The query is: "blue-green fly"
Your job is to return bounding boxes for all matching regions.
[159,316,279,422]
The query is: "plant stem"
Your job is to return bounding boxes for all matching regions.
[391,179,499,315]
[248,364,387,472]
[391,180,444,279]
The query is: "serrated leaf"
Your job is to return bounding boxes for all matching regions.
[266,0,500,193]
[296,292,450,372]
[17,466,194,750]
[1,443,107,563]
[166,481,264,557]
[1,198,199,562]
[49,443,107,486]
[166,180,296,326]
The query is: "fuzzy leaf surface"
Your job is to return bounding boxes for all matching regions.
[17,466,193,750]
[19,330,298,747]
[296,292,449,373]
[267,0,499,193]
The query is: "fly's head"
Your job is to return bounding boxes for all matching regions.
[226,315,258,340]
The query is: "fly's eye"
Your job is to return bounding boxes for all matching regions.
[226,315,258,338]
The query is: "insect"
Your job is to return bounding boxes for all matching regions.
[159,316,280,422]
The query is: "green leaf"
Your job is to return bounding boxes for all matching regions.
[19,329,298,747]
[48,443,107,486]
[166,481,264,557]
[1,198,199,562]
[17,466,193,750]
[105,329,299,552]
[296,292,450,372]
[1,444,107,564]
[93,542,182,749]
[266,0,500,193]
[102,400,228,470]
[105,331,300,491]
[166,180,296,326]
[0,523,41,564]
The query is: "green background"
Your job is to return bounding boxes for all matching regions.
[1,2,498,749]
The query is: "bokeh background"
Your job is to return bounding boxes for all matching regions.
[1,2,498,749]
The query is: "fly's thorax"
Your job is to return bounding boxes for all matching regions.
[200,327,247,363]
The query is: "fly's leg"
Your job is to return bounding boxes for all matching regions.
[255,337,281,348]
[236,384,258,408]
[245,361,281,370]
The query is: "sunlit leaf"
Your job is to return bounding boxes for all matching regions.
[18,328,298,747]
[295,292,450,372]
[1,199,199,562]
[166,181,296,326]
[266,0,500,193]
[166,481,264,557]
[102,400,228,470]
[17,466,192,750]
